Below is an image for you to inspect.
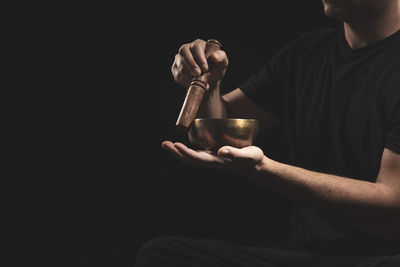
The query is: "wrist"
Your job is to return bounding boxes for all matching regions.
[255,155,274,172]
[197,82,226,118]
[249,156,277,184]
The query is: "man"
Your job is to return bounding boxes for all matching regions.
[135,0,400,266]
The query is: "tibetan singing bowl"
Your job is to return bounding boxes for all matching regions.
[188,118,259,151]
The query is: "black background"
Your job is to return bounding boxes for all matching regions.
[5,2,338,266]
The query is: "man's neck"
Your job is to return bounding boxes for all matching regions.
[344,2,400,49]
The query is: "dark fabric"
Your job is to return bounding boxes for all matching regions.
[239,25,400,249]
[134,236,400,267]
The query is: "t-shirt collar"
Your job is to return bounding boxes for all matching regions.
[338,24,400,57]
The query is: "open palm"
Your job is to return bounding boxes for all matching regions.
[162,141,265,176]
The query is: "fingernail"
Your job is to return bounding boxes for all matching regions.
[220,149,229,155]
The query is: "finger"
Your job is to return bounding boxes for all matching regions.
[173,71,192,88]
[179,57,194,78]
[174,142,225,165]
[173,142,204,161]
[162,141,184,160]
[190,40,208,74]
[178,44,201,77]
[217,146,243,159]
[172,56,193,87]
[210,50,229,75]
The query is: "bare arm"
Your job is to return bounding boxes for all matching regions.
[251,148,400,239]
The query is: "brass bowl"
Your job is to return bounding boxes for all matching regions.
[188,118,259,151]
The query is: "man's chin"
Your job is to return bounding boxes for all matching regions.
[323,4,348,21]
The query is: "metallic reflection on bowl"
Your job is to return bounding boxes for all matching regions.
[188,118,259,151]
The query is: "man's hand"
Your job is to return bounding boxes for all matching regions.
[171,39,229,89]
[161,141,266,177]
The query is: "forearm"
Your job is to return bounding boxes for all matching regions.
[251,157,400,239]
[196,82,228,118]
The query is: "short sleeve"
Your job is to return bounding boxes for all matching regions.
[384,57,400,154]
[238,36,303,118]
[238,53,285,117]
[238,29,337,118]
[385,109,400,154]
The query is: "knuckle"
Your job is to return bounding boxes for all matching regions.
[178,44,188,55]
[171,65,178,78]
[173,71,182,82]
[173,54,181,66]
[190,39,205,50]
[176,74,183,83]
[194,38,205,45]
[189,42,197,52]
[177,62,185,73]
[171,58,180,72]
[220,50,228,59]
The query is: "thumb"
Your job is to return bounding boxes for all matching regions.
[210,50,228,70]
[217,146,243,159]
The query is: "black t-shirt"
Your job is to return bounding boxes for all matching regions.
[240,25,400,253]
